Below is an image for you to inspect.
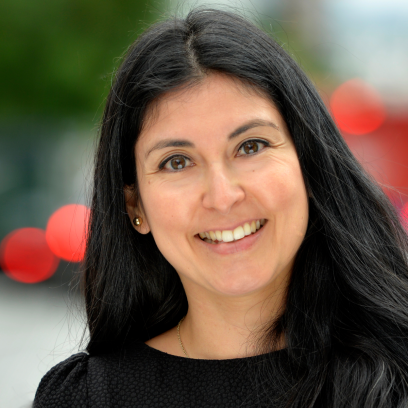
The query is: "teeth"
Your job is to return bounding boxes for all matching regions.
[199,219,266,244]
[222,230,234,242]
[204,238,215,244]
[233,226,245,240]
[243,223,251,236]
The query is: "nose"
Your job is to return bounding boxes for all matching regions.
[201,164,245,215]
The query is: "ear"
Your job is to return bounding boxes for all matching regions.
[124,185,151,234]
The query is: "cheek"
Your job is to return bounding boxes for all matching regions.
[260,162,309,242]
[141,180,196,239]
[259,160,306,209]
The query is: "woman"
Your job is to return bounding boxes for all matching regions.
[34,8,408,408]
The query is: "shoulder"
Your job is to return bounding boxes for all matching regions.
[33,343,160,408]
[34,352,89,408]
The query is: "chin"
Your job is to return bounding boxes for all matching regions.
[209,272,272,297]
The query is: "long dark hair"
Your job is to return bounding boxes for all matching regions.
[82,8,408,407]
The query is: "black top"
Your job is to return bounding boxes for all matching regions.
[34,341,288,407]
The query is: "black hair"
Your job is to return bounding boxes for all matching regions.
[82,8,408,407]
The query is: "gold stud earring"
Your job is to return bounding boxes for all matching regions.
[133,217,143,227]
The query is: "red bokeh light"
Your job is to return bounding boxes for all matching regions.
[401,203,408,232]
[46,204,89,262]
[0,228,59,283]
[341,113,408,202]
[330,78,386,135]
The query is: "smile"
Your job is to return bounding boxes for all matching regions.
[198,219,266,244]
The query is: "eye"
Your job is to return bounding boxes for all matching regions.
[159,155,192,171]
[237,139,269,156]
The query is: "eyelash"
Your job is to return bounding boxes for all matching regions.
[158,139,270,172]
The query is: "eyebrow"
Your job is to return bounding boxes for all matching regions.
[144,119,280,159]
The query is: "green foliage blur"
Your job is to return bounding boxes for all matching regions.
[0,0,161,119]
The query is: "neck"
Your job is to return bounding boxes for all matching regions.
[180,276,288,360]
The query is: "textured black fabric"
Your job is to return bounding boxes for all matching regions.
[34,342,287,407]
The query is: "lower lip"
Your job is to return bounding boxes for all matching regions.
[195,222,266,255]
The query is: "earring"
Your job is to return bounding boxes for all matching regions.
[133,217,143,227]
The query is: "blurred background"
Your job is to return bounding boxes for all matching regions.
[1,0,407,406]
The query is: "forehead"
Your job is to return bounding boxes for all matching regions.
[137,74,285,147]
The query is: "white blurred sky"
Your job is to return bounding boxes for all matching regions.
[334,0,408,12]
[326,0,408,101]
[166,0,408,103]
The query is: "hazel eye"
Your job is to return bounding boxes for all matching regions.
[237,139,269,156]
[161,155,192,171]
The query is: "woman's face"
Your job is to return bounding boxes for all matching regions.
[129,74,309,297]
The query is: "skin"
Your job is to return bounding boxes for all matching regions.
[125,74,309,359]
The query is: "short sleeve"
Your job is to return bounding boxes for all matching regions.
[33,352,89,408]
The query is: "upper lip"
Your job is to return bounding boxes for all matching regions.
[196,218,265,234]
